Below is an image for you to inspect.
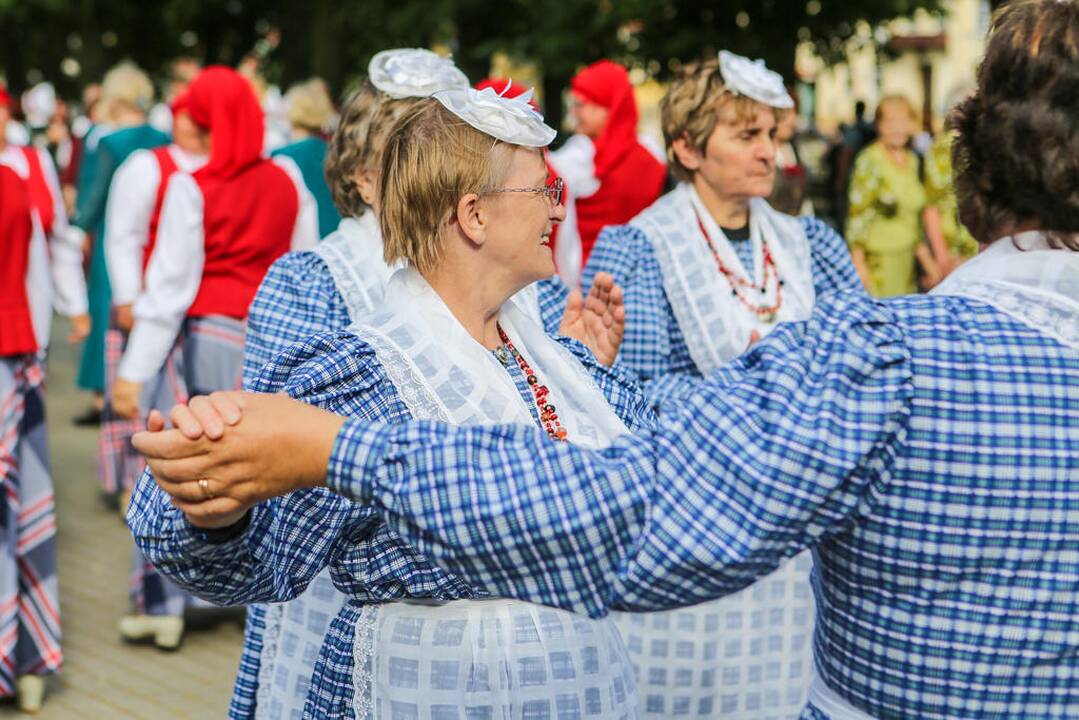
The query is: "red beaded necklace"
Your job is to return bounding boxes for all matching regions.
[496,325,568,441]
[694,210,784,323]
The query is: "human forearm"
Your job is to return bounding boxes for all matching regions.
[325,418,653,617]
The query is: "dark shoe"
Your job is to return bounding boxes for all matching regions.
[72,406,103,426]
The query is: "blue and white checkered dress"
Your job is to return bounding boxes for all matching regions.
[317,290,1079,719]
[581,216,862,410]
[581,210,863,717]
[134,238,597,719]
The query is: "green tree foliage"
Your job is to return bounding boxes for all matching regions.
[3,0,946,122]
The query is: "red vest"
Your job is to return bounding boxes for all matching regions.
[0,167,39,356]
[20,147,55,236]
[574,144,666,266]
[144,146,179,273]
[186,160,298,319]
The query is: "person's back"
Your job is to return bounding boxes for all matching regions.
[809,288,1079,715]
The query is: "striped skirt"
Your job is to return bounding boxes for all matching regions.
[98,312,187,495]
[131,316,245,616]
[0,355,62,695]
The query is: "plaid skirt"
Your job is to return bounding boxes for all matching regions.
[0,356,62,695]
[131,316,245,617]
[98,312,187,495]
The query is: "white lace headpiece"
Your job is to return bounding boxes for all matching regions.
[432,85,556,147]
[718,50,794,109]
[368,48,470,99]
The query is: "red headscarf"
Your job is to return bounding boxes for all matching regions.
[474,78,539,112]
[570,60,639,181]
[170,89,192,118]
[186,67,264,181]
[0,84,12,110]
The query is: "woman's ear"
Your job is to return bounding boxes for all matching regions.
[671,135,703,173]
[453,192,487,247]
[356,168,378,208]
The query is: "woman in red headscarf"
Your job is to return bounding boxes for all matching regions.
[111,66,317,649]
[549,60,667,286]
[97,91,208,508]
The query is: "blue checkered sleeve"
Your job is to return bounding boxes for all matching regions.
[802,216,862,297]
[535,276,568,335]
[324,291,912,618]
[581,225,694,406]
[242,250,352,387]
[129,332,408,607]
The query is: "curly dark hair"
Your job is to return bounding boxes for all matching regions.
[951,0,1079,249]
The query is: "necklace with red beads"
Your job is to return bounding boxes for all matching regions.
[694,210,785,324]
[495,324,568,441]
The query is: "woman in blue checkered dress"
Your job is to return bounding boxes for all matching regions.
[577,52,863,719]
[137,3,1079,718]
[130,89,655,718]
[232,60,571,720]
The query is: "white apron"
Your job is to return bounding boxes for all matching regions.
[618,184,819,719]
[347,268,637,719]
[257,217,555,719]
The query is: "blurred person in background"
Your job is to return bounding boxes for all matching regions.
[0,81,89,711]
[549,59,667,287]
[272,78,340,239]
[768,99,809,215]
[920,84,979,287]
[0,84,89,349]
[845,94,927,296]
[111,67,316,649]
[101,91,208,502]
[70,62,169,427]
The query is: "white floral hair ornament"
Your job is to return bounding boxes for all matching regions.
[368,48,470,99]
[432,85,557,147]
[718,50,794,109]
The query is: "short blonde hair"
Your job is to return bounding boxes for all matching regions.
[324,82,424,218]
[874,94,918,125]
[661,58,779,182]
[286,78,334,132]
[378,99,511,273]
[102,62,154,115]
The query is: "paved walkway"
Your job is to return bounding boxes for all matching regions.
[1,335,243,718]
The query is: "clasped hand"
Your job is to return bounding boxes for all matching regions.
[132,392,343,529]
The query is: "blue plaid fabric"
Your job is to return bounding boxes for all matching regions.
[322,290,1079,719]
[130,310,651,718]
[230,248,571,717]
[581,216,862,410]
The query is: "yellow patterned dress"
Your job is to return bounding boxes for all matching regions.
[846,142,927,296]
[924,130,979,260]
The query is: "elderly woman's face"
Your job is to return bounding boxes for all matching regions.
[682,102,777,202]
[482,147,565,286]
[877,102,914,150]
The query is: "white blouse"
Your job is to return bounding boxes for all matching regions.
[119,155,318,383]
[104,145,207,307]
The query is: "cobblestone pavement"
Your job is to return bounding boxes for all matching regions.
[0,334,244,718]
